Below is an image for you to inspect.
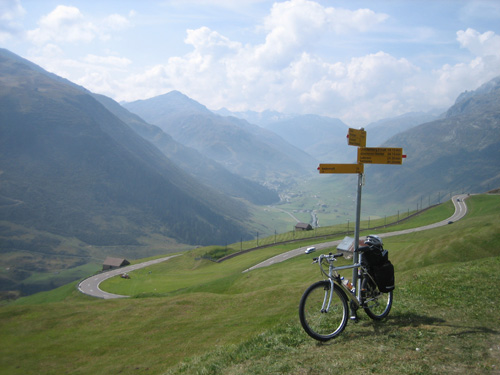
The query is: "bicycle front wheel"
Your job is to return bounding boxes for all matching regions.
[299,280,349,341]
[362,277,393,320]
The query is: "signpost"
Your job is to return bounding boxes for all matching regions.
[318,163,364,174]
[357,147,404,164]
[347,128,366,147]
[319,128,405,300]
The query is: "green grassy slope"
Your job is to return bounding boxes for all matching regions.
[0,194,499,375]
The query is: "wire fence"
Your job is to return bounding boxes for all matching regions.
[216,203,441,263]
[208,186,481,263]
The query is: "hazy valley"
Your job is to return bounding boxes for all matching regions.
[1,47,499,297]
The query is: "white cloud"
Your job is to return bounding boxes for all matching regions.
[27,5,97,44]
[185,27,242,57]
[26,5,131,45]
[457,28,500,57]
[119,0,390,106]
[421,28,500,108]
[290,52,420,123]
[27,49,133,101]
[18,1,500,126]
[21,4,135,99]
[326,7,389,34]
[103,13,131,31]
[254,0,388,68]
[261,0,388,35]
[0,0,25,42]
[84,54,132,68]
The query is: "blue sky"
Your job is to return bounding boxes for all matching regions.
[1,0,500,126]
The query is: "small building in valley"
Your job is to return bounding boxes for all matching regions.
[102,257,130,271]
[295,222,313,231]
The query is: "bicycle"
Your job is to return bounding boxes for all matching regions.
[299,244,393,341]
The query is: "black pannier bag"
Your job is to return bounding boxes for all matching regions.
[360,246,395,293]
[372,258,395,293]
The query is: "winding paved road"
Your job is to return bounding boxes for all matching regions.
[242,194,469,273]
[77,254,181,299]
[78,194,468,298]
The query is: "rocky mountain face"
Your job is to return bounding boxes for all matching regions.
[364,111,442,147]
[364,76,500,203]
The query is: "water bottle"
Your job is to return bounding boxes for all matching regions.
[341,277,353,290]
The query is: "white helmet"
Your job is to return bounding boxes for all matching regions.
[365,234,383,248]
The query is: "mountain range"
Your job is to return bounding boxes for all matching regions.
[1,46,499,297]
[93,94,279,205]
[214,108,441,164]
[0,49,272,295]
[123,93,318,185]
[205,79,500,208]
[0,47,258,244]
[222,82,499,205]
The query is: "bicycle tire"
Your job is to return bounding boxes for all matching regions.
[299,280,349,341]
[361,276,393,320]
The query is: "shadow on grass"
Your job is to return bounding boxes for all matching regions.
[306,311,499,346]
[361,312,500,337]
[387,312,446,327]
[312,312,446,345]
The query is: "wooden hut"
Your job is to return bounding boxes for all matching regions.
[102,257,130,271]
[295,222,313,231]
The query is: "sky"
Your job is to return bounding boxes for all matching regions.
[1,0,500,126]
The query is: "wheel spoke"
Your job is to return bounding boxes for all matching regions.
[362,277,393,320]
[299,281,349,341]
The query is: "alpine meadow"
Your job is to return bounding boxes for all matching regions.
[1,0,500,373]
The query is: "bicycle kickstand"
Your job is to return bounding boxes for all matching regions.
[349,301,359,323]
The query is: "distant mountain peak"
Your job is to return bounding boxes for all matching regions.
[161,90,202,105]
[447,75,500,118]
[123,93,318,183]
[365,75,500,204]
[125,90,210,119]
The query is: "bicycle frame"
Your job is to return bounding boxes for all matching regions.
[314,253,368,311]
[301,248,393,341]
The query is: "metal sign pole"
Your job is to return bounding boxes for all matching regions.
[352,172,363,292]
[319,128,404,308]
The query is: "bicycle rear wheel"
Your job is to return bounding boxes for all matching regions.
[361,277,393,320]
[299,280,349,341]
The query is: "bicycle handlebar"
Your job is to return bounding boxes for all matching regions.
[312,252,344,264]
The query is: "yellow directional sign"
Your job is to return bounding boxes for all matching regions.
[318,163,364,174]
[358,147,404,164]
[347,128,367,147]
